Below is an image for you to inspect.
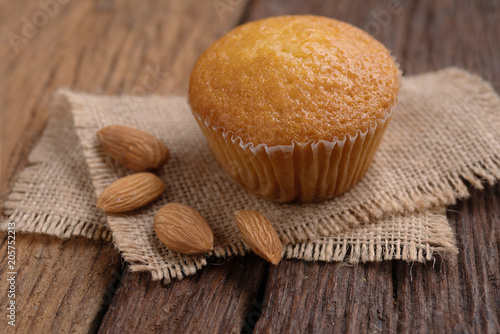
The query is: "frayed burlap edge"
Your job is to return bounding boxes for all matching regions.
[312,154,500,237]
[1,97,111,241]
[284,209,458,264]
[134,209,457,283]
[3,210,110,241]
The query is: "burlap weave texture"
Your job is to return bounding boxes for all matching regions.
[3,68,500,283]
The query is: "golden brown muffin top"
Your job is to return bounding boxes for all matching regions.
[189,15,400,146]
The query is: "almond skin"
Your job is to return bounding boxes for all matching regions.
[154,203,214,255]
[97,125,170,172]
[234,210,283,265]
[97,172,165,213]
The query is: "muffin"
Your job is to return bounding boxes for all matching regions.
[188,15,400,203]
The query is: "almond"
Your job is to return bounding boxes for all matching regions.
[154,203,214,255]
[234,210,283,265]
[97,172,165,213]
[97,125,170,172]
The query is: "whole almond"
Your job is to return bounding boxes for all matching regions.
[97,125,170,172]
[234,210,283,265]
[97,172,165,213]
[154,203,214,255]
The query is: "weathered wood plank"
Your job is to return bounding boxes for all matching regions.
[98,255,267,333]
[252,260,395,333]
[1,0,94,196]
[394,1,500,332]
[396,184,500,333]
[1,1,125,331]
[0,232,121,333]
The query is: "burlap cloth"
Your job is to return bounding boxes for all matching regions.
[3,68,500,283]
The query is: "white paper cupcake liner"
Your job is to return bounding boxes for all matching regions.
[195,106,394,203]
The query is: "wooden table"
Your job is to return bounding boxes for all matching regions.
[1,1,499,333]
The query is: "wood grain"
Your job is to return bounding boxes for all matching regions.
[98,255,267,333]
[395,184,500,334]
[0,233,121,333]
[253,260,395,333]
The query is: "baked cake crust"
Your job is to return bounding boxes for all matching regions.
[189,15,400,147]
